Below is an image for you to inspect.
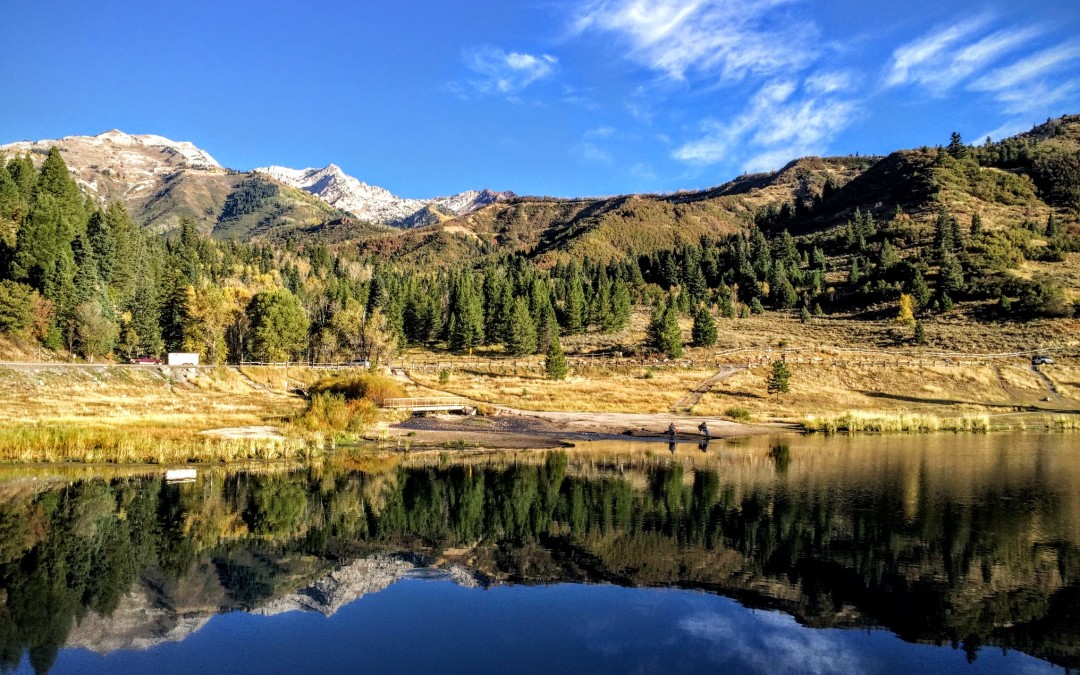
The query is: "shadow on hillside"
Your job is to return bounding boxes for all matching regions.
[859,390,1080,414]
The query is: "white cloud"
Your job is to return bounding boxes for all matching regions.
[969,44,1080,94]
[884,16,993,88]
[680,610,869,675]
[674,77,856,172]
[575,141,614,164]
[572,0,817,82]
[457,47,558,97]
[804,71,855,95]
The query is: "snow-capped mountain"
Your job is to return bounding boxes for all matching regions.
[0,129,513,234]
[1,129,223,204]
[256,163,514,226]
[256,164,428,225]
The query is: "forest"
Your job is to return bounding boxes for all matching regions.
[0,141,1078,365]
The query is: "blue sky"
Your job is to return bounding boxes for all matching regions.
[2,1,1079,198]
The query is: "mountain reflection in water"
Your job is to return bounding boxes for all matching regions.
[0,434,1077,674]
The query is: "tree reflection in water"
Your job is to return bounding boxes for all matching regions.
[0,439,1078,672]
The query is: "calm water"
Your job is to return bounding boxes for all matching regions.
[1,433,1078,674]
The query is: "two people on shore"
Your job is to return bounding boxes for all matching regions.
[667,421,709,438]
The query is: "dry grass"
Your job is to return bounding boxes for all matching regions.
[412,357,1079,425]
[0,365,311,463]
[413,365,716,414]
[802,411,1080,434]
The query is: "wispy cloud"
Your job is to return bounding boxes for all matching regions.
[884,16,995,88]
[883,17,1079,137]
[572,0,816,82]
[674,78,856,172]
[969,44,1080,95]
[680,610,867,675]
[452,47,558,99]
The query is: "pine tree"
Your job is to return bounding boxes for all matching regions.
[770,266,797,309]
[691,305,717,347]
[848,258,862,286]
[970,212,983,237]
[647,299,682,358]
[563,274,586,334]
[909,269,931,308]
[505,296,537,356]
[608,277,631,332]
[1046,213,1059,239]
[767,359,791,396]
[545,336,567,380]
[947,131,966,158]
[799,305,812,323]
[914,320,927,344]
[939,254,964,296]
[448,273,484,351]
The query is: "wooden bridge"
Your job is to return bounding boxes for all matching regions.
[382,397,476,414]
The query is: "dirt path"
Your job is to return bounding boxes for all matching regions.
[671,366,746,413]
[1031,366,1062,401]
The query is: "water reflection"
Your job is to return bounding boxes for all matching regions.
[0,434,1077,673]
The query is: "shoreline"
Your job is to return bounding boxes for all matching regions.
[385,407,794,450]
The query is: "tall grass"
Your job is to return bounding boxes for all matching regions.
[292,392,378,433]
[802,412,992,434]
[0,424,318,464]
[308,373,405,405]
[804,411,1080,434]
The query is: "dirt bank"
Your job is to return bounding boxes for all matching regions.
[389,407,786,450]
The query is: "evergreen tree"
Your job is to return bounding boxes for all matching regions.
[691,305,717,347]
[505,296,538,356]
[947,131,966,158]
[914,319,927,344]
[647,299,682,358]
[848,258,862,286]
[545,336,567,380]
[1046,213,1059,239]
[799,305,812,323]
[939,254,964,296]
[770,266,797,309]
[970,212,983,237]
[562,273,586,334]
[767,359,791,396]
[448,273,484,351]
[608,277,631,332]
[909,269,931,308]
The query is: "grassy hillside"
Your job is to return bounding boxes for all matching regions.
[136,171,345,239]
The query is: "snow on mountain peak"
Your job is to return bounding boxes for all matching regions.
[255,163,512,226]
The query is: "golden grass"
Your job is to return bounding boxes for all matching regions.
[802,411,1080,434]
[413,366,716,414]
[0,423,318,464]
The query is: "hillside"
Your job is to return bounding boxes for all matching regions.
[0,116,1077,379]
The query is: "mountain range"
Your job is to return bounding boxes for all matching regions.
[0,130,513,237]
[2,118,1078,278]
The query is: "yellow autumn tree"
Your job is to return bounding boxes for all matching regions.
[896,293,916,326]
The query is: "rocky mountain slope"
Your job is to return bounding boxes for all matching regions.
[255,163,513,226]
[0,130,512,236]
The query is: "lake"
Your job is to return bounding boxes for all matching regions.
[0,433,1077,674]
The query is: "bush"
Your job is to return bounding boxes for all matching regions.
[724,406,752,423]
[294,392,378,433]
[309,373,405,405]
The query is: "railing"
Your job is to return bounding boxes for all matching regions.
[383,397,473,410]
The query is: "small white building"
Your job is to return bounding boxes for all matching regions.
[167,352,200,367]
